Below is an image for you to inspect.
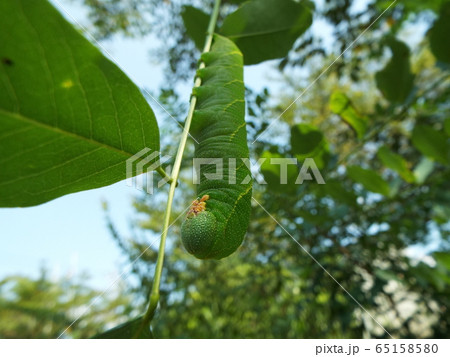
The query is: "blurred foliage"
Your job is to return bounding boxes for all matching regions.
[74,0,448,83]
[0,268,135,338]
[80,0,449,338]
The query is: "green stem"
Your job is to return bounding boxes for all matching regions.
[135,0,222,337]
[155,166,174,185]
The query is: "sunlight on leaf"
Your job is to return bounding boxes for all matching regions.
[329,91,368,139]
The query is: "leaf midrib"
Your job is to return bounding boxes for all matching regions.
[223,26,294,40]
[0,108,138,159]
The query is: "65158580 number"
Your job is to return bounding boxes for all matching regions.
[375,344,438,354]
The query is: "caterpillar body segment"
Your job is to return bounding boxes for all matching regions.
[181,35,252,260]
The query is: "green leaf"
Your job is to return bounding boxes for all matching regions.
[377,146,415,183]
[411,125,449,164]
[220,0,313,65]
[444,118,450,136]
[329,92,368,139]
[429,2,450,64]
[290,124,323,155]
[413,157,434,184]
[412,262,448,292]
[316,180,357,206]
[296,208,329,225]
[347,166,390,196]
[181,5,210,50]
[290,123,329,169]
[375,37,414,103]
[92,317,153,339]
[434,252,450,271]
[375,269,402,283]
[0,0,159,207]
[432,204,450,224]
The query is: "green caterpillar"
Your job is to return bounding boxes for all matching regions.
[181,35,252,260]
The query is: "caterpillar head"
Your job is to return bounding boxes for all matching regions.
[181,195,217,259]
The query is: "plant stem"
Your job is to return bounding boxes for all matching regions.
[155,166,174,184]
[135,0,222,337]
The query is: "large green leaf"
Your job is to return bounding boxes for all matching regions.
[377,146,415,183]
[0,0,159,207]
[347,166,390,196]
[375,37,414,103]
[329,91,368,139]
[92,317,153,339]
[181,5,210,50]
[429,2,450,64]
[411,125,448,164]
[220,0,313,65]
